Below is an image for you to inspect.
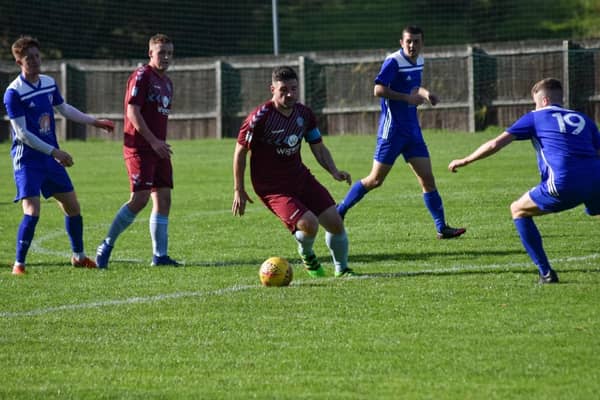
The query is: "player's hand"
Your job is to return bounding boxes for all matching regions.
[94,119,115,132]
[232,189,253,216]
[333,170,352,185]
[428,92,440,106]
[150,139,173,159]
[407,87,427,106]
[448,159,468,173]
[52,148,74,167]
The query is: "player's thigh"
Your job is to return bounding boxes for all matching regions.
[373,135,403,166]
[298,174,336,218]
[318,205,344,235]
[53,191,81,216]
[13,167,44,203]
[261,193,310,233]
[125,153,161,192]
[511,189,550,218]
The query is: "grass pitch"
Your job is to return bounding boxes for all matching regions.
[1,131,599,399]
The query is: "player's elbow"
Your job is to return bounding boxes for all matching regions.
[373,85,384,97]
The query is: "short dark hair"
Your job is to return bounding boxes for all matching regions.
[272,66,298,83]
[11,36,40,60]
[402,25,424,39]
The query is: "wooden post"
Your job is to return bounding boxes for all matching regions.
[467,46,475,133]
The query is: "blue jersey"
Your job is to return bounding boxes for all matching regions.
[374,49,423,138]
[507,105,600,193]
[3,74,64,170]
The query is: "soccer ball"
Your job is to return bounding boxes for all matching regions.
[259,257,293,287]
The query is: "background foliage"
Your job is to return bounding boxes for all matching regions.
[0,0,599,60]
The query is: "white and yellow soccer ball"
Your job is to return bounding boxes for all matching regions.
[259,257,293,287]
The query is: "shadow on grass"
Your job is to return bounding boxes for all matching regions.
[359,266,600,279]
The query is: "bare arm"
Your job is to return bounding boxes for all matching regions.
[309,141,351,184]
[448,131,515,172]
[374,84,438,106]
[232,142,253,216]
[127,104,171,159]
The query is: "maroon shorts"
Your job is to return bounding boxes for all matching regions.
[259,174,335,232]
[125,153,173,192]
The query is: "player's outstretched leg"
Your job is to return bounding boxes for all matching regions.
[337,181,369,219]
[424,190,466,239]
[513,217,559,284]
[96,204,137,268]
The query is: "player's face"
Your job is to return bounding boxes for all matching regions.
[17,46,42,79]
[148,42,174,73]
[400,32,423,61]
[271,79,298,111]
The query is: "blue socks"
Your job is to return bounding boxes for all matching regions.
[513,217,551,275]
[337,181,368,217]
[423,190,446,232]
[16,215,39,264]
[150,212,169,257]
[65,215,84,253]
[325,230,349,273]
[105,204,137,246]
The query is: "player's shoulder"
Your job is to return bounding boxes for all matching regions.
[249,100,273,118]
[385,49,424,67]
[39,74,57,88]
[5,74,56,98]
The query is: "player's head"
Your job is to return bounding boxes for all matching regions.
[531,78,563,109]
[148,33,174,73]
[271,66,299,111]
[400,25,424,61]
[11,36,42,77]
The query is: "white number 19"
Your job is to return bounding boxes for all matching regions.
[551,112,586,135]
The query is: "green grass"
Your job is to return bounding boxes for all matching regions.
[1,131,599,399]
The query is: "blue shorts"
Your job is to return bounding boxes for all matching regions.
[13,160,74,202]
[529,180,600,216]
[373,132,430,165]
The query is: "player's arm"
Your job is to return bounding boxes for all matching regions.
[448,131,515,172]
[127,104,172,159]
[309,141,351,184]
[9,116,73,167]
[232,142,253,216]
[55,103,114,132]
[374,84,429,106]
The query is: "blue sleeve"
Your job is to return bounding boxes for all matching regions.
[374,57,398,86]
[305,128,322,144]
[506,112,535,141]
[52,85,64,106]
[3,88,24,119]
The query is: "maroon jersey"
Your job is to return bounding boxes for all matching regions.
[237,100,322,195]
[123,64,173,156]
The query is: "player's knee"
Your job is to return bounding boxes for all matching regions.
[297,215,319,236]
[510,201,523,219]
[364,176,384,189]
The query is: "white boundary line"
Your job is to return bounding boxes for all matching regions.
[2,253,598,319]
